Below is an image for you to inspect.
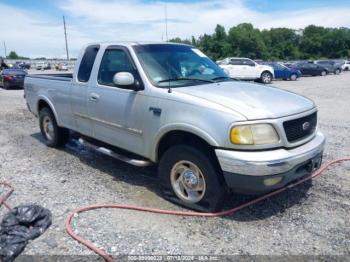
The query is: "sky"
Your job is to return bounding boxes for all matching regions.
[1,0,350,58]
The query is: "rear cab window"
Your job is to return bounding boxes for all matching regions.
[78,45,100,82]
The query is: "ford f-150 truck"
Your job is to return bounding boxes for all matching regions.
[24,42,325,212]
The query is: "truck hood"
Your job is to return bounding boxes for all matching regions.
[174,81,315,120]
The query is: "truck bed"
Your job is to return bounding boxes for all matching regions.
[26,73,73,82]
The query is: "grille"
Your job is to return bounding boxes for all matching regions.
[283,112,317,143]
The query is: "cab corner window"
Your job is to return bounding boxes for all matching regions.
[98,49,136,88]
[78,45,100,82]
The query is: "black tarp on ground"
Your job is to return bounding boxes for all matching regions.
[0,204,52,262]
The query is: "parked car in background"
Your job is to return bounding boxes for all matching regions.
[24,42,325,211]
[266,62,301,81]
[36,62,51,70]
[0,68,27,89]
[57,63,69,71]
[15,61,31,69]
[291,62,328,76]
[219,57,274,84]
[315,60,342,75]
[342,61,350,71]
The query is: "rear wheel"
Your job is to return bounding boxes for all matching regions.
[321,70,327,76]
[39,107,69,148]
[335,69,340,75]
[3,81,9,90]
[159,145,226,212]
[289,74,298,81]
[260,71,272,84]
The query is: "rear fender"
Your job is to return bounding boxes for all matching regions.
[37,96,60,124]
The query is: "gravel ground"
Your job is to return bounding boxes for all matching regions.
[0,71,350,260]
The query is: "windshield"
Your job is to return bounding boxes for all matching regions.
[133,44,228,88]
[272,63,288,70]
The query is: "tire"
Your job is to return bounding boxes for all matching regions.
[335,69,340,75]
[159,145,227,212]
[321,70,327,76]
[260,71,272,84]
[289,74,298,81]
[39,107,69,148]
[3,81,9,90]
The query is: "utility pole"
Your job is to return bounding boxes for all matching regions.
[3,41,7,58]
[63,16,69,60]
[165,5,168,42]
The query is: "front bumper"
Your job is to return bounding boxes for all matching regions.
[215,131,325,194]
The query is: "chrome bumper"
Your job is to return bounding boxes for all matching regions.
[215,131,325,176]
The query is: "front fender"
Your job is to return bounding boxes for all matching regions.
[151,123,220,161]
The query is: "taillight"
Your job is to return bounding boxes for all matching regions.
[5,75,14,81]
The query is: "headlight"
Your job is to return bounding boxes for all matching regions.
[230,124,279,145]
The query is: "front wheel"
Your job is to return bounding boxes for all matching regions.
[335,69,340,75]
[39,107,69,148]
[159,145,226,212]
[260,72,273,84]
[321,70,327,76]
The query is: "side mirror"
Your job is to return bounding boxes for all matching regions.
[113,72,135,86]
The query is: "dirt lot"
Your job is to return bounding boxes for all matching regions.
[1,71,350,260]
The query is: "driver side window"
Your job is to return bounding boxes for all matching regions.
[242,59,255,66]
[97,49,136,87]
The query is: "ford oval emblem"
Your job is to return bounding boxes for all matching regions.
[302,122,310,130]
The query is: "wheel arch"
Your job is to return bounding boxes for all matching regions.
[261,70,273,77]
[154,125,219,162]
[37,96,59,124]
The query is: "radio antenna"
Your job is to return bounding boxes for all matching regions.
[63,15,70,60]
[165,4,168,42]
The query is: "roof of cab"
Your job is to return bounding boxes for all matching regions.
[84,41,193,48]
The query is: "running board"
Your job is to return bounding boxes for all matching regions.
[79,138,152,167]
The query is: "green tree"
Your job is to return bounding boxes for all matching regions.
[8,51,19,59]
[227,23,268,60]
[169,24,350,60]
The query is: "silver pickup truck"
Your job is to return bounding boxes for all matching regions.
[24,42,325,211]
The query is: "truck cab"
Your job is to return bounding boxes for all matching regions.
[24,42,325,212]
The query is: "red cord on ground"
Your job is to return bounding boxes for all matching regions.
[64,158,350,262]
[2,159,350,262]
[0,182,13,211]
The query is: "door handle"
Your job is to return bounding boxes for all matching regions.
[89,93,100,101]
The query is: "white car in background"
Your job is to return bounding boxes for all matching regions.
[36,62,51,70]
[219,57,274,84]
[341,61,350,71]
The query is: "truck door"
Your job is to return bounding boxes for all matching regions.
[70,45,100,137]
[87,46,147,155]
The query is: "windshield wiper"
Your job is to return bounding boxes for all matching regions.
[157,77,215,84]
[211,76,238,82]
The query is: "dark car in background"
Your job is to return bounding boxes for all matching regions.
[315,60,342,74]
[267,62,301,81]
[0,69,27,89]
[291,62,328,76]
[15,61,31,70]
